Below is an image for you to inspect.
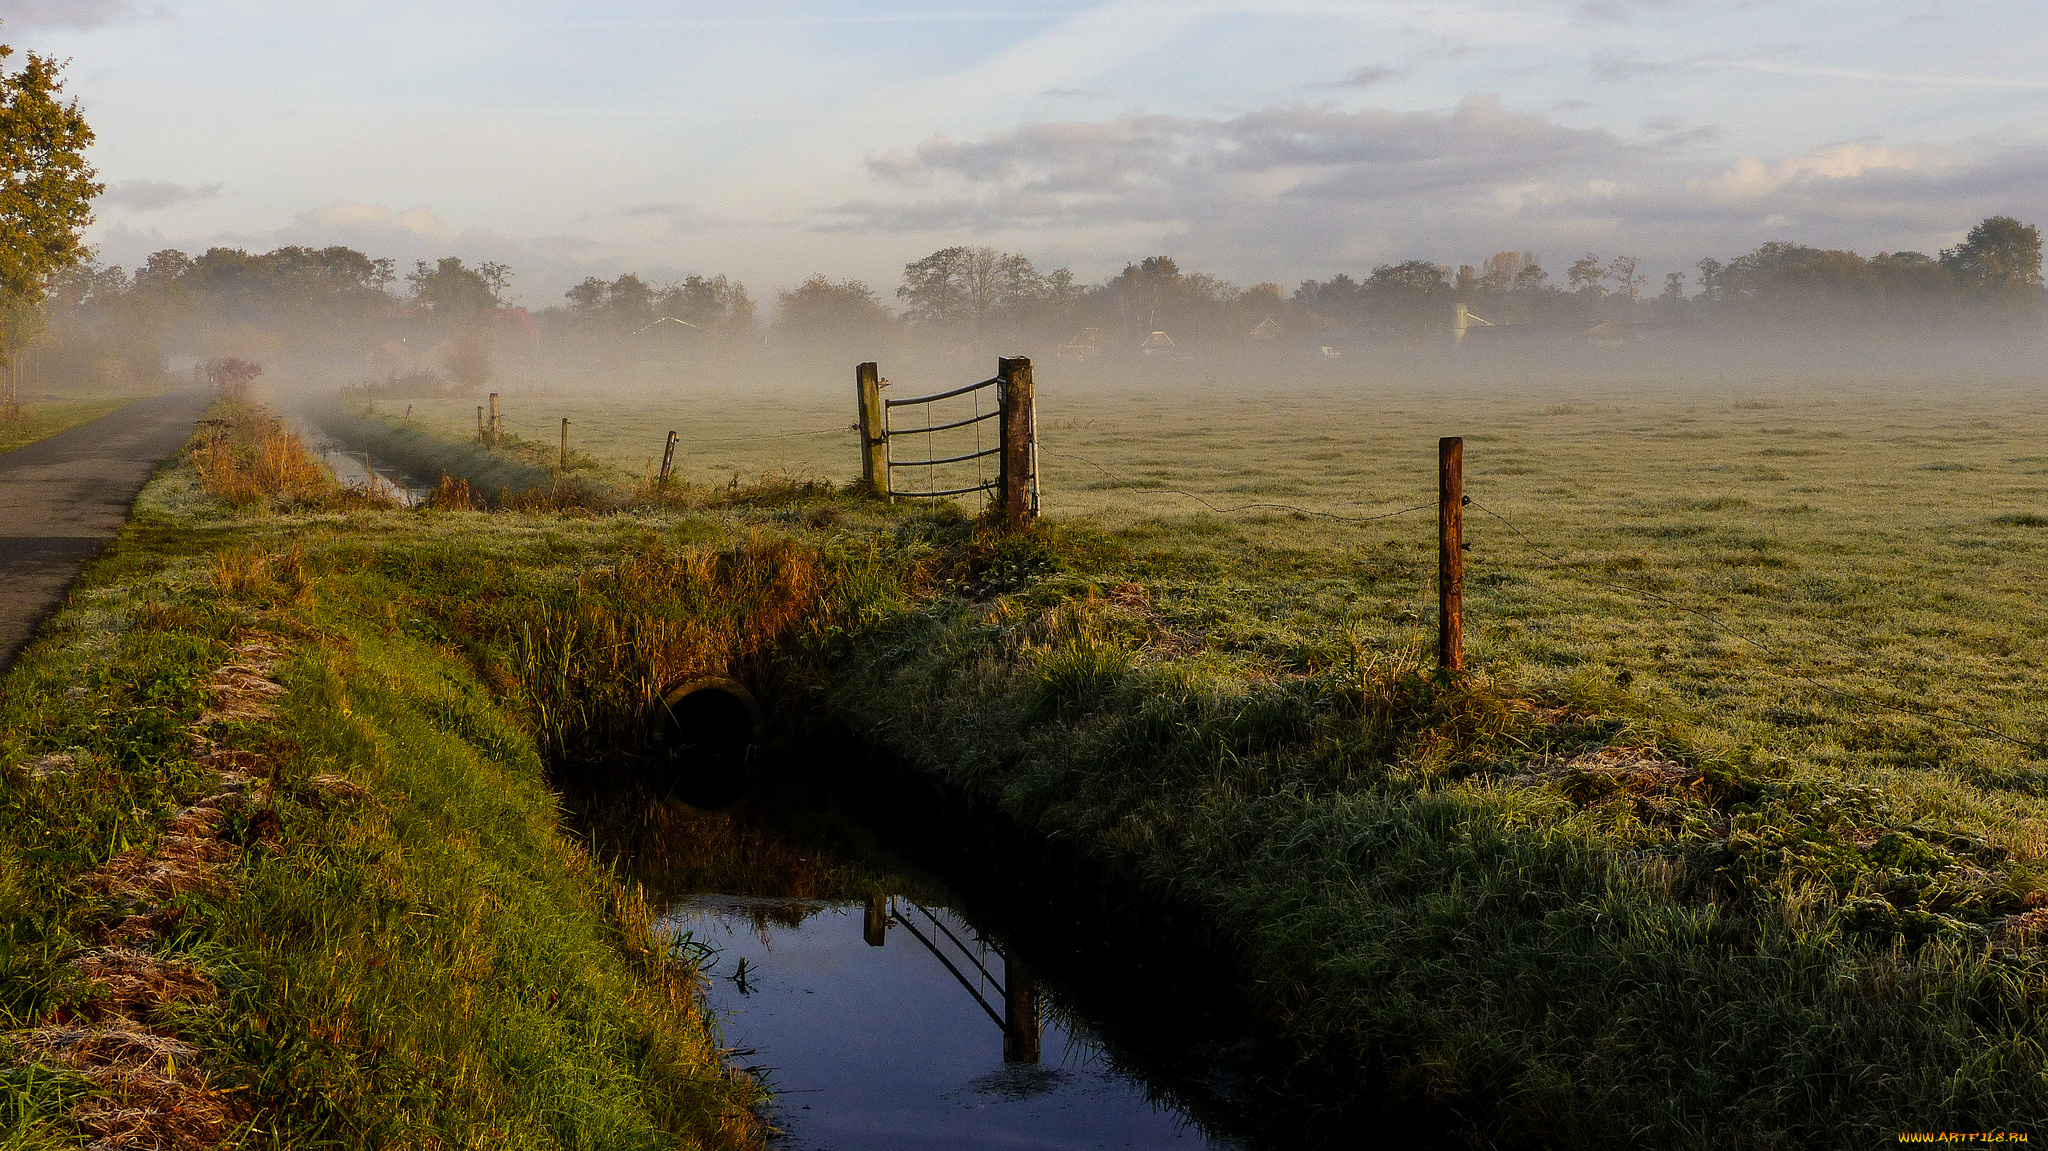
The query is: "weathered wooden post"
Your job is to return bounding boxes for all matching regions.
[659,430,678,485]
[1453,302,1471,345]
[488,392,501,447]
[856,361,887,498]
[559,418,570,471]
[476,405,484,443]
[1438,436,1464,673]
[997,356,1036,532]
[1002,953,1040,1063]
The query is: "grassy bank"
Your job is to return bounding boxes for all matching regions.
[249,395,2048,1144]
[0,403,764,1147]
[0,397,155,455]
[310,403,624,506]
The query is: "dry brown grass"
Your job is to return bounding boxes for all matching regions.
[192,425,328,506]
[191,400,397,511]
[208,541,313,607]
[421,472,484,511]
[511,534,845,755]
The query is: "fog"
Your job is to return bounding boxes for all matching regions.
[15,228,2045,442]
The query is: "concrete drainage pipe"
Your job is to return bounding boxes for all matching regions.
[656,676,761,808]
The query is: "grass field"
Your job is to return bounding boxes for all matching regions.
[262,359,2048,1143]
[0,397,154,455]
[349,365,2048,812]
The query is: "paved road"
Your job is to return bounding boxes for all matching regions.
[0,389,214,674]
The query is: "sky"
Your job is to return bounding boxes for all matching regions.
[5,0,2045,308]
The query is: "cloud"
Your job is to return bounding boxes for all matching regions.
[1588,48,1687,82]
[860,96,1634,212]
[1573,0,1688,24]
[0,0,156,31]
[829,92,2048,280]
[99,179,221,212]
[617,201,733,232]
[279,200,451,248]
[1323,64,1404,89]
[1696,141,1946,203]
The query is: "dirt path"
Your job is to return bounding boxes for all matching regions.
[0,388,213,674]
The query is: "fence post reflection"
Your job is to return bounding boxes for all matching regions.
[1003,953,1041,1063]
[863,893,888,947]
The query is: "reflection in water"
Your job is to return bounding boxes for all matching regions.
[281,410,429,505]
[316,443,426,506]
[663,893,1238,1151]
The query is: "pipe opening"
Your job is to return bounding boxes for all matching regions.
[656,678,759,809]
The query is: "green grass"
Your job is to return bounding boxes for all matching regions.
[311,402,621,505]
[0,398,152,455]
[33,372,2048,1145]
[0,406,766,1147]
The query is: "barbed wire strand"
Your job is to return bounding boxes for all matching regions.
[1467,494,2041,753]
[1039,444,1434,525]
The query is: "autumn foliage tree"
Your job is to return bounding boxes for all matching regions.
[0,43,100,411]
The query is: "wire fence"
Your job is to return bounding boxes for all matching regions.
[1034,429,2038,754]
[437,393,2037,754]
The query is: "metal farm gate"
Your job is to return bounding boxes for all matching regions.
[855,356,1038,530]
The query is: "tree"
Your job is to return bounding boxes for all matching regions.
[655,274,754,336]
[1362,260,1451,332]
[1695,257,1724,301]
[775,275,894,344]
[0,46,99,309]
[1941,216,2042,299]
[897,246,1041,329]
[407,257,501,324]
[1607,255,1645,304]
[1567,253,1606,297]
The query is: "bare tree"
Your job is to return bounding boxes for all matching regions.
[1567,253,1606,297]
[1607,255,1646,304]
[898,246,1042,329]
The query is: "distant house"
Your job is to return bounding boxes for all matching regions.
[1580,320,1627,347]
[1139,330,1176,357]
[1055,327,1102,361]
[1248,317,1282,341]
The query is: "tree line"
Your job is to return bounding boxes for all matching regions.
[26,212,2041,392]
[0,28,2043,404]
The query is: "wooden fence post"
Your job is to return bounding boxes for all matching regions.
[659,430,678,484]
[1438,436,1464,673]
[559,418,570,472]
[488,392,501,447]
[476,405,484,443]
[997,356,1036,532]
[856,361,888,499]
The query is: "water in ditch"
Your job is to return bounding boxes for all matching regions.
[281,409,430,505]
[630,786,1255,1150]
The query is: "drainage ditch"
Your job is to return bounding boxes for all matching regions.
[580,699,1280,1149]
